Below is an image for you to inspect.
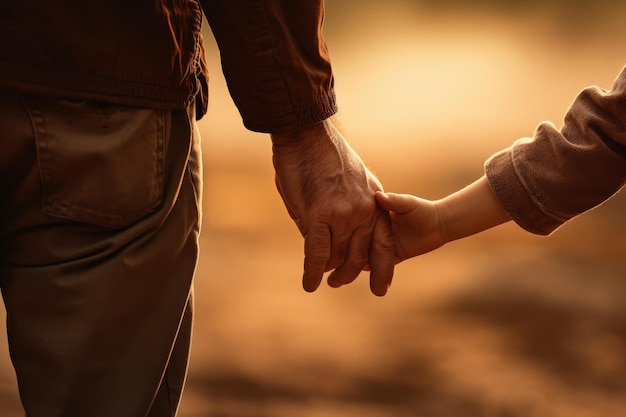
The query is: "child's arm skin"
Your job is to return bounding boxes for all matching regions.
[375,175,512,263]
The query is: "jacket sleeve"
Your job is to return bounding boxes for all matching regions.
[200,0,337,133]
[485,66,626,235]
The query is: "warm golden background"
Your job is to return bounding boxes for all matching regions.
[2,1,626,416]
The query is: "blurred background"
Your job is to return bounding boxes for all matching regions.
[2,1,626,416]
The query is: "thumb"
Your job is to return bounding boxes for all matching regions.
[375,191,418,215]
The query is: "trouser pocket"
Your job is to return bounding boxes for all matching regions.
[24,98,166,229]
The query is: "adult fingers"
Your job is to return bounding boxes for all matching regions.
[302,223,331,292]
[368,210,395,296]
[324,230,350,272]
[326,226,370,288]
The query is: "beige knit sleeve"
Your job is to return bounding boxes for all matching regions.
[485,66,626,235]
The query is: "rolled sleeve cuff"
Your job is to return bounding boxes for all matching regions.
[485,148,564,235]
[241,89,338,133]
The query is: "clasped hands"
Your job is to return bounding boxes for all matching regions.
[271,118,395,296]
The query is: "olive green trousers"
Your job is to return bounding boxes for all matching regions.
[0,93,202,417]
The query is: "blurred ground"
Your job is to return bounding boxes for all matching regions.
[2,1,626,416]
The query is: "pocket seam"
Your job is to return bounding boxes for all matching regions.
[23,98,166,229]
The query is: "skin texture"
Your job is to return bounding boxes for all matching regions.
[271,117,395,296]
[375,175,512,263]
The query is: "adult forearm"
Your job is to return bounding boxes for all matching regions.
[203,0,337,133]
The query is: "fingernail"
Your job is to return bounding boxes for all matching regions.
[374,284,389,297]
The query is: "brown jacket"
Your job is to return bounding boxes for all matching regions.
[0,0,337,133]
[485,66,626,235]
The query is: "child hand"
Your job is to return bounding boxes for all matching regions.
[375,191,447,262]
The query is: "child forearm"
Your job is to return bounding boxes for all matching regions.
[435,175,512,243]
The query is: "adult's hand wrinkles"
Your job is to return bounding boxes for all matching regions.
[271,118,395,296]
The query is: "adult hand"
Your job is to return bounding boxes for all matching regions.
[271,117,394,296]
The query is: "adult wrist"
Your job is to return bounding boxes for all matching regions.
[270,118,334,145]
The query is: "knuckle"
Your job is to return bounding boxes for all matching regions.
[305,247,331,264]
[375,233,395,253]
